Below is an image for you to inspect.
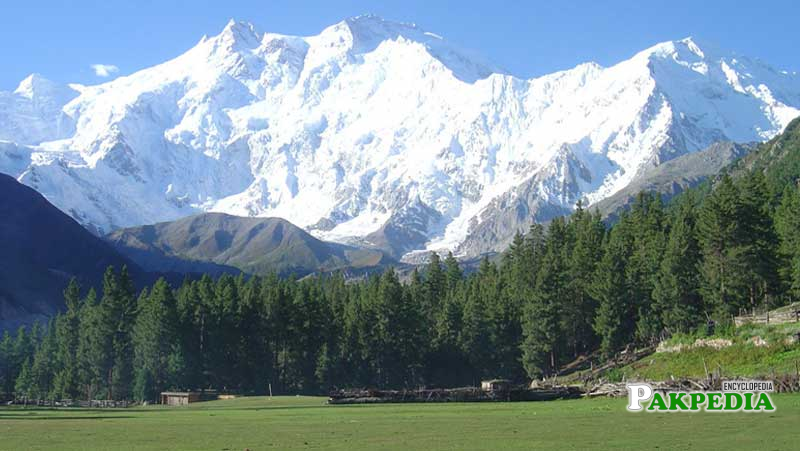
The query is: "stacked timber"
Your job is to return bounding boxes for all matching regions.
[585,374,800,397]
[328,385,583,404]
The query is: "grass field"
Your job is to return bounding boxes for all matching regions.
[0,394,798,450]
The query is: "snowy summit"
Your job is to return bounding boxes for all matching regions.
[0,17,798,259]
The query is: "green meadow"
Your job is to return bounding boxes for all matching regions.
[1,394,797,450]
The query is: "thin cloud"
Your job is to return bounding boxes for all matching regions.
[91,64,119,77]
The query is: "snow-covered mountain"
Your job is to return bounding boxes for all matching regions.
[1,15,798,258]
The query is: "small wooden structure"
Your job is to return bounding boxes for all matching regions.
[160,392,201,406]
[481,379,511,392]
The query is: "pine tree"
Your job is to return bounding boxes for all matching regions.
[490,234,527,381]
[424,252,446,314]
[737,173,779,309]
[380,268,424,387]
[521,218,567,378]
[77,288,113,400]
[431,286,465,386]
[0,331,13,397]
[775,185,800,301]
[176,276,211,389]
[459,276,492,382]
[625,193,667,344]
[1,327,33,397]
[237,276,270,393]
[14,358,34,400]
[564,205,604,356]
[443,252,463,292]
[591,225,633,357]
[652,193,703,333]
[475,257,513,379]
[53,279,83,399]
[102,266,137,400]
[132,279,179,402]
[29,320,58,399]
[11,326,36,396]
[698,175,748,317]
[14,325,34,363]
[210,274,241,389]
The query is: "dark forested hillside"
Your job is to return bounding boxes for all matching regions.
[0,173,137,329]
[2,119,798,401]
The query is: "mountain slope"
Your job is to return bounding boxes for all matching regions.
[0,173,136,328]
[594,117,799,223]
[0,16,797,259]
[726,117,799,189]
[106,213,391,276]
[590,141,755,220]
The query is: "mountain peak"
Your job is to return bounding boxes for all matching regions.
[635,36,725,64]
[315,14,447,54]
[674,36,725,59]
[215,19,263,48]
[314,14,503,81]
[343,14,422,35]
[14,73,55,98]
[12,73,78,109]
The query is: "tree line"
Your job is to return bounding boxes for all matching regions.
[0,170,797,402]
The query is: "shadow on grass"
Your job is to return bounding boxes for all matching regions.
[0,414,136,420]
[0,403,329,417]
[188,404,329,413]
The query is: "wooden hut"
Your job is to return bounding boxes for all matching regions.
[160,392,201,406]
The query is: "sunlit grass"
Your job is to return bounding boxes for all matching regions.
[0,394,797,450]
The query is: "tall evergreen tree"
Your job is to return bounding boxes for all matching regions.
[443,252,463,292]
[521,218,568,378]
[737,173,780,309]
[14,358,33,400]
[132,279,180,402]
[76,288,112,400]
[775,185,800,301]
[591,225,633,357]
[53,279,83,399]
[625,193,667,343]
[424,252,446,314]
[29,320,58,399]
[652,193,703,333]
[103,266,137,400]
[459,275,492,382]
[0,331,13,397]
[698,175,748,317]
[564,204,604,356]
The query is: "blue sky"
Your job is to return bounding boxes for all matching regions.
[2,0,799,89]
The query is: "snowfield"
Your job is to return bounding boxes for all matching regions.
[0,15,798,257]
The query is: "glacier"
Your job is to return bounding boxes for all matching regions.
[0,15,798,258]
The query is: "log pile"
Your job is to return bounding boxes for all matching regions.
[328,385,583,404]
[770,373,800,393]
[585,374,800,397]
[586,380,710,398]
[580,346,656,382]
